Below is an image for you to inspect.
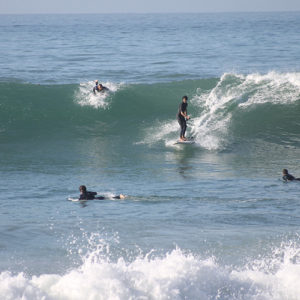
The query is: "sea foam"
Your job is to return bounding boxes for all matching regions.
[1,240,300,300]
[190,71,300,150]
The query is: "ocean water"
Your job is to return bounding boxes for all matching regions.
[1,12,300,300]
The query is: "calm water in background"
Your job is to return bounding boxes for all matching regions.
[1,12,300,299]
[1,12,300,84]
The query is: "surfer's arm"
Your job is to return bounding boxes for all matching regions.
[181,110,189,120]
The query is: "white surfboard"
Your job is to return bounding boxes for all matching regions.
[68,197,87,202]
[68,195,126,202]
[174,138,195,145]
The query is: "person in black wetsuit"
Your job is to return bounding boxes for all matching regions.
[79,185,125,200]
[176,95,190,141]
[93,82,109,94]
[282,169,300,181]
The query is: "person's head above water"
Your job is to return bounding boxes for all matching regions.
[79,185,87,193]
[182,95,188,102]
[282,169,289,175]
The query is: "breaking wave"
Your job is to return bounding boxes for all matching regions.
[1,233,300,300]
[1,71,300,150]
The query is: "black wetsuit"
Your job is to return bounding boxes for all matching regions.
[283,174,300,181]
[177,102,188,138]
[93,85,109,94]
[93,86,101,94]
[79,191,105,200]
[79,191,122,200]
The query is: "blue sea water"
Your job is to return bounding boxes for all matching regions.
[1,12,300,299]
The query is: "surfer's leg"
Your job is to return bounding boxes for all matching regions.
[178,118,184,138]
[182,119,187,139]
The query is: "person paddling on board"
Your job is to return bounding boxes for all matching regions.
[79,185,125,200]
[177,95,190,141]
[282,169,300,181]
[93,80,109,94]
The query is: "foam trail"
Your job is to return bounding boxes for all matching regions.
[189,73,238,150]
[96,191,124,200]
[138,120,179,146]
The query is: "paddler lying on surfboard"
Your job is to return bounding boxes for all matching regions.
[282,169,300,182]
[79,185,125,200]
[93,80,109,94]
[176,95,190,142]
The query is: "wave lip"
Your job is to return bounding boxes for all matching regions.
[189,71,300,150]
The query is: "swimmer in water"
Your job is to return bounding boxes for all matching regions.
[79,185,125,200]
[282,169,300,181]
[93,80,109,94]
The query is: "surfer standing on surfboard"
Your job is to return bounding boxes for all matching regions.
[177,95,190,141]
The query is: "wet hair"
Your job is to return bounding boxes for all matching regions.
[182,95,188,101]
[282,169,288,174]
[79,185,87,192]
[99,84,103,88]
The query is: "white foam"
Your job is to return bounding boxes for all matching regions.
[140,71,300,151]
[1,240,300,300]
[74,81,123,109]
[190,71,300,150]
[189,73,238,150]
[96,191,122,200]
[238,71,300,107]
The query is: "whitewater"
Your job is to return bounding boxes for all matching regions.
[1,12,300,300]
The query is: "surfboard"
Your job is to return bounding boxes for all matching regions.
[68,197,87,202]
[174,138,195,145]
[68,195,126,201]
